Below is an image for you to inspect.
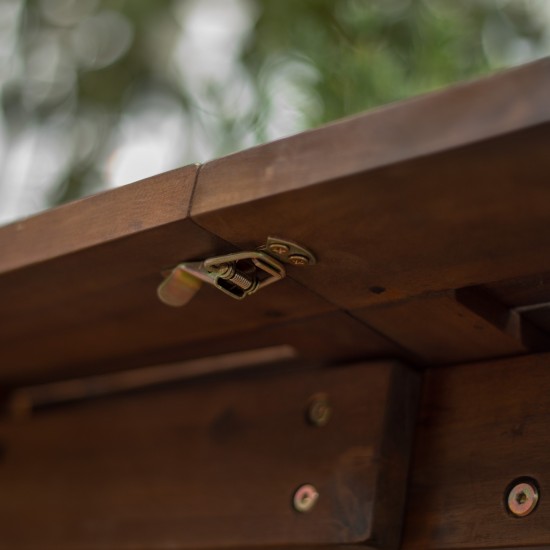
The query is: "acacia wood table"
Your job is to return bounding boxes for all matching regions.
[2,58,550,549]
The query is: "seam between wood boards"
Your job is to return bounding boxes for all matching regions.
[187,159,422,362]
[186,199,542,366]
[145,154,546,368]
[186,162,204,218]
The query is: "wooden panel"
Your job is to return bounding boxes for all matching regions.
[353,289,550,365]
[192,59,550,214]
[0,166,350,384]
[1,309,402,388]
[3,60,550,382]
[0,361,420,550]
[403,352,550,549]
[118,310,402,376]
[192,59,550,311]
[0,275,335,384]
[484,271,550,307]
[0,166,200,274]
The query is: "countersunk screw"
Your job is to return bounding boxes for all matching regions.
[268,242,290,256]
[307,394,331,427]
[288,254,309,266]
[293,484,319,513]
[506,479,539,517]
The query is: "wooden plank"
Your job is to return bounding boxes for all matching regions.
[484,271,550,307]
[0,275,335,384]
[0,308,401,387]
[0,167,349,384]
[192,59,550,215]
[0,361,420,550]
[403,352,550,549]
[0,166,198,274]
[353,289,550,365]
[135,310,402,371]
[191,58,550,311]
[3,60,550,381]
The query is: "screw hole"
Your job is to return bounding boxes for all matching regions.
[516,491,527,505]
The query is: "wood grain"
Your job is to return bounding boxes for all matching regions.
[0,166,198,274]
[192,59,550,214]
[353,289,550,365]
[403,352,550,549]
[192,59,550,311]
[0,272,336,384]
[0,166,350,384]
[484,271,550,307]
[3,60,550,382]
[0,361,420,550]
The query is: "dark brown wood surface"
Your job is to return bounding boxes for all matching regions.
[353,289,550,365]
[192,58,550,311]
[0,361,420,550]
[2,59,550,383]
[403,352,550,549]
[0,169,344,383]
[0,166,198,274]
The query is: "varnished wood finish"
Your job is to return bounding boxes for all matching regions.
[0,165,225,381]
[0,168,341,383]
[0,276,335,384]
[4,59,550,550]
[0,362,420,550]
[194,127,550,311]
[3,61,550,382]
[404,352,550,549]
[353,289,550,365]
[191,59,550,311]
[0,166,197,274]
[484,271,550,308]
[193,59,550,215]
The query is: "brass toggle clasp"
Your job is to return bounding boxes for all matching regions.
[157,238,315,307]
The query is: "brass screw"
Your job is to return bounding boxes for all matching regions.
[307,395,331,427]
[288,254,309,266]
[506,479,539,517]
[293,484,319,513]
[268,242,290,256]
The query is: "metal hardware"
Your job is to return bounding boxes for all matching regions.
[293,484,319,513]
[261,237,316,266]
[157,266,203,307]
[289,254,310,266]
[307,394,331,427]
[204,251,285,298]
[158,237,315,305]
[268,242,290,256]
[158,250,285,305]
[506,478,539,517]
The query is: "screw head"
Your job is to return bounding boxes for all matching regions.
[288,254,309,266]
[307,395,331,427]
[268,242,290,256]
[506,479,539,517]
[293,484,319,513]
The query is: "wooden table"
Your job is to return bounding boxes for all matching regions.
[2,57,550,549]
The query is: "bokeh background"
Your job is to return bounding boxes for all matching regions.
[1,0,549,225]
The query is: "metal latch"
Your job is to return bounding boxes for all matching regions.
[157,237,315,307]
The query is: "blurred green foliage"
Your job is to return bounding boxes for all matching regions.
[0,0,548,222]
[245,0,547,128]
